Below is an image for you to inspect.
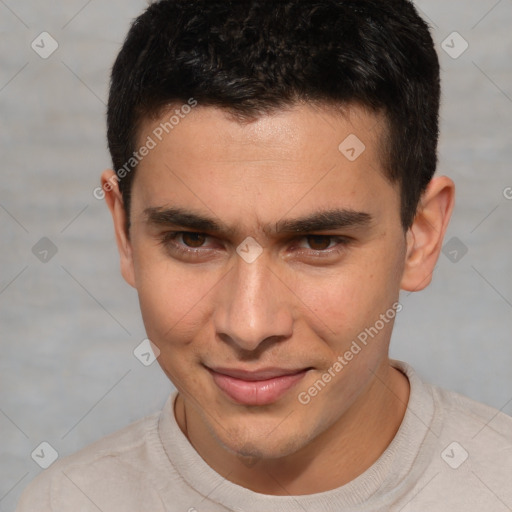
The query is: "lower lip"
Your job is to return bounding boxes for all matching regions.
[209,369,309,406]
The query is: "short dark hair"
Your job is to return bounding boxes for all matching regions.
[107,0,440,231]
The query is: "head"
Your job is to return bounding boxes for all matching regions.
[102,0,454,462]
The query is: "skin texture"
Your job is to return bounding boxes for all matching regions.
[102,103,454,495]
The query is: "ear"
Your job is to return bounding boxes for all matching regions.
[101,170,136,288]
[400,176,455,291]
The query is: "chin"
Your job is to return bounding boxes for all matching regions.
[226,436,305,461]
[210,415,314,461]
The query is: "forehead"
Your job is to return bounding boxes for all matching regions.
[141,101,386,156]
[131,102,399,232]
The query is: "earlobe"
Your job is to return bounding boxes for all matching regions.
[400,176,455,292]
[101,170,137,288]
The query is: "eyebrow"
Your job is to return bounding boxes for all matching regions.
[144,206,373,237]
[276,209,372,233]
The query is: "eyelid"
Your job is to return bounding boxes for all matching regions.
[162,231,349,245]
[159,231,352,260]
[290,234,352,256]
[161,231,215,248]
[295,234,349,247]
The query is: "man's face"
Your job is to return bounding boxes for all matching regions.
[122,103,408,459]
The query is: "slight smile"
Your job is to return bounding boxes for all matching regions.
[206,366,312,406]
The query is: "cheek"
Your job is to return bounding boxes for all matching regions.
[294,252,401,345]
[132,245,221,352]
[135,265,217,389]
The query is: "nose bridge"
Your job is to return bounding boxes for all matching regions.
[214,255,293,350]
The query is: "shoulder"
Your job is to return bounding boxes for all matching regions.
[16,411,167,512]
[395,362,512,508]
[430,383,512,498]
[433,384,512,441]
[395,360,512,445]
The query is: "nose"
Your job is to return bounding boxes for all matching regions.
[213,254,294,352]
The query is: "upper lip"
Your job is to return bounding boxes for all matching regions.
[207,366,310,381]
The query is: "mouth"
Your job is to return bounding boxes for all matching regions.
[205,365,312,406]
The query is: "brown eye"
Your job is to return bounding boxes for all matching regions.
[306,235,332,250]
[181,232,207,248]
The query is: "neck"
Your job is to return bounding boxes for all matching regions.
[174,360,410,495]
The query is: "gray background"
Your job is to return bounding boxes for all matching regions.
[1,0,511,509]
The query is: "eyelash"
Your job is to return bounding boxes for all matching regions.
[159,231,351,260]
[159,232,213,260]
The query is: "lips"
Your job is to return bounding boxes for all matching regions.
[206,366,310,406]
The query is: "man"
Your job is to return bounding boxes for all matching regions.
[17,0,512,510]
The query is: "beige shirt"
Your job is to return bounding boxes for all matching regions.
[16,360,512,511]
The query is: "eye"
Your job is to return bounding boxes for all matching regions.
[297,235,344,251]
[159,231,217,260]
[291,234,352,261]
[179,232,208,248]
[302,235,336,251]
